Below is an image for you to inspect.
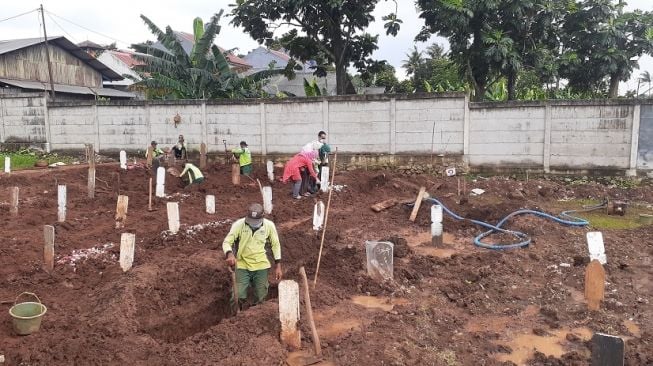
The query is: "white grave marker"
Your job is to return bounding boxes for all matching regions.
[431,204,443,246]
[4,156,10,173]
[57,185,67,222]
[320,166,330,192]
[278,280,301,349]
[587,232,607,264]
[167,202,180,234]
[119,233,136,272]
[365,241,394,281]
[313,201,325,231]
[267,160,274,182]
[155,167,165,197]
[206,195,216,214]
[262,186,273,214]
[119,150,127,169]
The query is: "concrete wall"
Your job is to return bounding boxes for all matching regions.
[1,93,652,173]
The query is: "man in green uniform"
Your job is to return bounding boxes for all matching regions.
[178,163,204,187]
[231,141,253,176]
[223,203,282,310]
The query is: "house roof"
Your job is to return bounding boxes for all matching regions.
[77,40,104,49]
[0,36,123,81]
[111,50,145,68]
[151,31,251,68]
[0,77,135,98]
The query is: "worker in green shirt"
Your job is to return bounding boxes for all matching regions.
[178,163,204,187]
[231,141,253,176]
[146,140,165,171]
[223,203,282,310]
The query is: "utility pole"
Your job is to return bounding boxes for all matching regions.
[40,4,56,103]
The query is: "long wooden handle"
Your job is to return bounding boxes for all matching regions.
[148,178,152,210]
[230,266,239,315]
[299,266,321,357]
[313,148,337,287]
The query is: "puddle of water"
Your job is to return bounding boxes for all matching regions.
[286,350,336,366]
[351,295,409,312]
[496,327,592,365]
[623,320,641,338]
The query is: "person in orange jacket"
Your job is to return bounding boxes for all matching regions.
[282,151,320,199]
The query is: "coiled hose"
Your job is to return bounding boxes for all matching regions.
[422,197,606,250]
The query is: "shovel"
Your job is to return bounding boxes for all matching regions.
[228,265,239,315]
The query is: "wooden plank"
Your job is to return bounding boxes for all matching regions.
[370,199,398,212]
[279,280,301,350]
[409,187,426,222]
[115,195,129,229]
[167,202,180,234]
[146,146,153,167]
[299,267,322,357]
[585,259,605,311]
[43,225,55,273]
[199,143,207,169]
[119,233,135,272]
[9,186,18,215]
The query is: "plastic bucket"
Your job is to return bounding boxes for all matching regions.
[8,292,47,336]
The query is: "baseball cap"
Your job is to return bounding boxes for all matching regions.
[244,203,264,226]
[240,141,248,147]
[151,140,157,145]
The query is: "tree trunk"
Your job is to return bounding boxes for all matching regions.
[507,70,516,101]
[608,74,619,98]
[473,82,486,101]
[335,60,351,95]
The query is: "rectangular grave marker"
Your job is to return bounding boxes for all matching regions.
[587,232,607,264]
[585,259,605,311]
[146,146,154,167]
[156,167,165,197]
[278,280,301,349]
[4,156,10,173]
[320,166,330,192]
[87,167,95,199]
[119,233,136,272]
[9,187,19,215]
[262,186,273,214]
[57,185,66,222]
[206,195,215,214]
[115,195,129,229]
[119,150,127,169]
[431,204,443,246]
[591,333,624,366]
[267,160,274,182]
[365,241,394,281]
[231,163,240,185]
[200,143,207,169]
[313,201,325,231]
[167,202,180,234]
[43,225,55,273]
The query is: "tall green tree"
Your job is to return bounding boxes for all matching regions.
[560,0,653,97]
[230,0,402,95]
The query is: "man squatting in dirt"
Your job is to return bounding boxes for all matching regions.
[223,203,282,309]
[178,163,204,188]
[282,150,320,199]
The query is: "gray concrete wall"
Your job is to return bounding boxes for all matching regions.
[2,93,652,173]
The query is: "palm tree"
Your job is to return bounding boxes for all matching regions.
[640,71,651,97]
[402,46,424,78]
[425,43,445,59]
[131,11,276,99]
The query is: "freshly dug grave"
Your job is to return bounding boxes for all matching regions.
[0,163,651,366]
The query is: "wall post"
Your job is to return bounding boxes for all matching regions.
[43,94,51,152]
[94,102,100,152]
[543,102,552,173]
[201,101,208,150]
[463,94,471,166]
[627,104,641,176]
[260,102,267,155]
[389,97,396,154]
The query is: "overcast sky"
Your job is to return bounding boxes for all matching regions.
[1,0,652,93]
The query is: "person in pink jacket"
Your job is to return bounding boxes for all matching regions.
[282,151,320,199]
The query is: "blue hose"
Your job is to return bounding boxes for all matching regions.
[423,197,599,250]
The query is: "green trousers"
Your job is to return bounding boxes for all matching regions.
[232,268,269,307]
[240,164,253,175]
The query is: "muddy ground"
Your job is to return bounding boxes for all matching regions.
[0,161,651,366]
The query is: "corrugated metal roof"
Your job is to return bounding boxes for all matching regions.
[0,77,135,98]
[0,36,123,81]
[151,31,251,69]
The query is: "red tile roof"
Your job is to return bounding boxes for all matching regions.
[177,32,250,68]
[112,51,145,67]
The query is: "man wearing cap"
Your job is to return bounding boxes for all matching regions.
[145,141,165,171]
[231,141,253,176]
[223,203,282,309]
[178,162,204,187]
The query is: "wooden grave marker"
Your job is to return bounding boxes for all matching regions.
[119,233,136,272]
[591,333,624,366]
[146,146,154,167]
[199,143,207,169]
[409,187,427,222]
[231,163,240,185]
[9,186,19,215]
[57,185,67,222]
[278,280,301,349]
[167,202,180,234]
[43,225,55,273]
[115,195,129,229]
[585,259,605,311]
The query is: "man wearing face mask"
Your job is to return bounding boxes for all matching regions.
[223,203,282,310]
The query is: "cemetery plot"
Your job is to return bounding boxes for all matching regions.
[0,164,651,365]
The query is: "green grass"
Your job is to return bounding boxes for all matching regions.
[0,150,77,170]
[577,212,644,230]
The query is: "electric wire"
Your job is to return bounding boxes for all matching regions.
[0,8,38,23]
[45,10,130,46]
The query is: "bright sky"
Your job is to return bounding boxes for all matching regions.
[1,0,652,94]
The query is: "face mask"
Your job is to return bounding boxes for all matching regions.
[248,222,262,230]
[319,138,326,143]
